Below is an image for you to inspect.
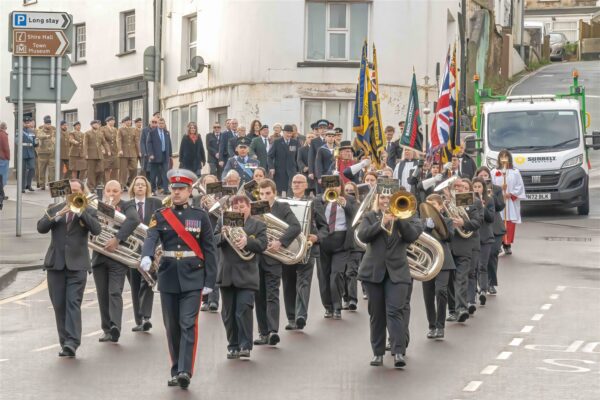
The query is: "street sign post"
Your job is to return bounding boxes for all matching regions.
[13,29,68,56]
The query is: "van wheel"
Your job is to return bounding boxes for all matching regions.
[577,191,590,216]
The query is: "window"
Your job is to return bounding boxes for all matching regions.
[189,105,198,124]
[74,24,86,62]
[63,110,78,131]
[170,109,180,149]
[184,15,198,72]
[121,11,135,52]
[303,99,353,139]
[210,107,228,128]
[117,101,130,124]
[306,2,369,61]
[552,21,578,42]
[131,98,143,122]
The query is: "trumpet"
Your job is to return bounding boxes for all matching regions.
[44,192,89,219]
[380,191,417,235]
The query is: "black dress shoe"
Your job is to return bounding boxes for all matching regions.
[200,303,209,312]
[268,332,280,345]
[446,313,458,322]
[177,372,191,389]
[285,322,297,330]
[167,376,179,387]
[132,325,144,332]
[58,345,75,358]
[253,335,268,345]
[324,310,333,319]
[394,354,406,368]
[110,326,120,342]
[142,319,152,331]
[348,300,357,311]
[479,291,487,306]
[295,317,306,330]
[227,350,240,359]
[458,310,470,322]
[489,286,497,295]
[468,304,477,315]
[503,245,512,255]
[426,329,436,339]
[208,302,219,312]
[370,355,383,366]
[341,301,350,310]
[22,190,25,193]
[435,329,445,339]
[99,333,113,342]
[238,348,251,358]
[332,310,342,320]
[385,338,391,351]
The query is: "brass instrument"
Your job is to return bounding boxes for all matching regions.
[324,187,338,203]
[278,199,313,264]
[443,195,473,239]
[419,202,450,241]
[352,185,376,250]
[67,193,88,213]
[193,181,221,215]
[222,225,255,261]
[380,190,417,234]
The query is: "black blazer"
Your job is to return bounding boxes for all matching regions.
[386,140,402,169]
[146,128,173,164]
[459,154,477,179]
[37,206,102,271]
[133,197,163,225]
[427,215,457,271]
[357,212,423,284]
[92,199,141,267]
[179,134,206,172]
[215,216,268,291]
[297,145,309,175]
[313,195,358,251]
[205,132,220,164]
[308,136,324,175]
[261,201,302,266]
[491,184,506,236]
[479,196,496,244]
[250,136,269,170]
[450,199,483,257]
[314,146,335,180]
[268,138,299,190]
[219,130,235,161]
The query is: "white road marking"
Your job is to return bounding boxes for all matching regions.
[82,300,98,309]
[463,381,482,392]
[13,300,31,307]
[496,351,512,360]
[480,365,498,375]
[549,294,560,300]
[521,325,534,333]
[0,280,48,305]
[83,329,104,338]
[556,286,566,292]
[531,314,544,321]
[32,344,60,352]
[509,338,524,347]
[0,359,9,363]
[567,340,585,352]
[566,286,600,291]
[84,288,97,294]
[541,304,552,311]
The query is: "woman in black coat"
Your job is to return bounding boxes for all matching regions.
[178,122,206,175]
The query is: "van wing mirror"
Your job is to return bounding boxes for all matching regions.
[463,135,482,155]
[585,131,600,150]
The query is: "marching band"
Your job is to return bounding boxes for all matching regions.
[35,116,521,389]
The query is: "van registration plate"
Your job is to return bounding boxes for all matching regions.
[526,193,551,200]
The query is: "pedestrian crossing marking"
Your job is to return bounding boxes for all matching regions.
[531,314,544,321]
[462,381,482,392]
[480,365,498,375]
[521,325,534,333]
[496,351,512,360]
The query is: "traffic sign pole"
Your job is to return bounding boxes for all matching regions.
[54,56,62,185]
[16,56,24,237]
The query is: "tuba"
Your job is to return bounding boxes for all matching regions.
[278,199,313,264]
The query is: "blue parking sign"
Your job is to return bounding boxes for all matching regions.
[14,13,27,26]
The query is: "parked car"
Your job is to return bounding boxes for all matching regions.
[549,32,569,61]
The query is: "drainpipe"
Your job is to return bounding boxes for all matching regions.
[154,0,163,113]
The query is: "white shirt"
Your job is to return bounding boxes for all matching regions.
[134,197,146,221]
[324,201,347,232]
[393,160,416,189]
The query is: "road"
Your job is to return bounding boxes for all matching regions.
[1,61,599,400]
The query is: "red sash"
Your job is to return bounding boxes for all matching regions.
[161,208,205,260]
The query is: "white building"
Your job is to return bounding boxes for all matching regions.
[0,0,157,167]
[160,0,459,148]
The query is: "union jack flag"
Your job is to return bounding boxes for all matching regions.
[430,50,455,152]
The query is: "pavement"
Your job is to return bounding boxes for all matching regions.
[0,61,599,400]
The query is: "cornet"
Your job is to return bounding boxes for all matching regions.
[380,191,417,235]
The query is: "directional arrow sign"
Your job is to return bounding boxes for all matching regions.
[12,11,72,30]
[7,72,77,103]
[12,30,68,57]
[12,55,71,71]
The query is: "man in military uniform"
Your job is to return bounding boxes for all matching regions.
[68,122,86,179]
[222,137,258,185]
[83,120,111,191]
[36,115,56,190]
[19,116,37,192]
[102,116,119,183]
[59,121,71,179]
[117,116,141,189]
[141,169,217,389]
[134,118,143,176]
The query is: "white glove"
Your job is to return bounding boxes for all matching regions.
[332,170,340,176]
[202,287,213,295]
[443,162,452,172]
[421,176,438,191]
[361,158,371,168]
[140,256,152,272]
[434,173,443,183]
[425,218,435,229]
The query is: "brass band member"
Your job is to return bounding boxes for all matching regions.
[282,174,327,330]
[422,194,455,340]
[127,176,162,332]
[313,175,358,320]
[68,122,86,179]
[37,180,102,357]
[117,116,141,190]
[253,167,267,183]
[140,169,217,389]
[215,195,268,359]
[83,120,110,191]
[342,182,361,311]
[92,180,140,343]
[254,179,301,346]
[357,184,423,368]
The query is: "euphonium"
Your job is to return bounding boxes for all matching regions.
[222,226,254,261]
[443,195,473,238]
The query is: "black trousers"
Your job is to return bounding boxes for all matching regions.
[403,280,413,349]
[47,269,87,350]
[422,270,450,329]
[363,278,410,356]
[488,235,503,286]
[256,258,282,335]
[467,248,481,305]
[160,290,202,377]
[220,286,255,351]
[22,157,35,188]
[448,255,470,313]
[282,258,315,322]
[318,231,347,311]
[127,269,155,326]
[343,252,361,303]
[201,285,220,305]
[92,260,129,333]
[149,160,169,192]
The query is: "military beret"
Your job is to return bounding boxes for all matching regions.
[121,116,131,123]
[105,116,115,122]
[73,121,81,126]
[260,124,269,130]
[134,118,142,123]
[91,120,101,125]
[43,115,52,124]
[60,120,67,126]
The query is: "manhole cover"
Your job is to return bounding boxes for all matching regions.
[543,236,592,242]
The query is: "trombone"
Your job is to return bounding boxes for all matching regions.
[380,190,417,235]
[44,192,89,219]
